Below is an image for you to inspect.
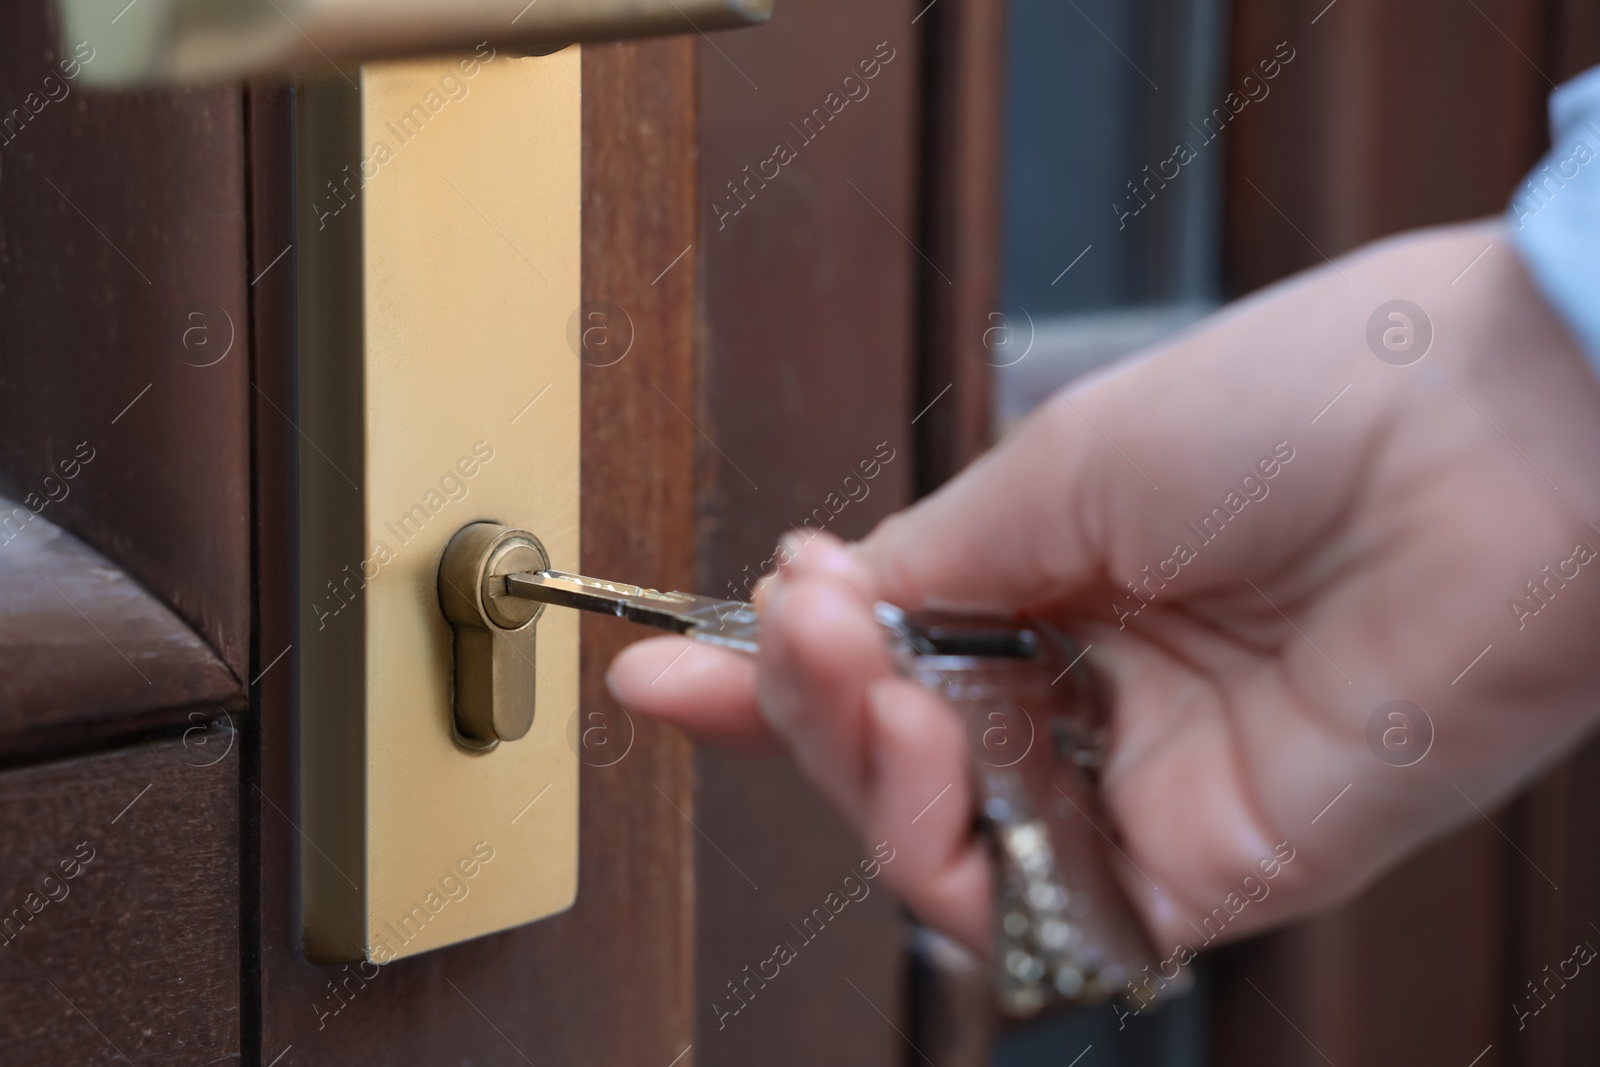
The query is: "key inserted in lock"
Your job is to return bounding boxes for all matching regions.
[439,521,760,746]
[438,521,1162,1011]
[438,523,553,748]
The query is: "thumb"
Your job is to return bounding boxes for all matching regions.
[853,390,1123,616]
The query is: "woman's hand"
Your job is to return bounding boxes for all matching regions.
[608,218,1600,959]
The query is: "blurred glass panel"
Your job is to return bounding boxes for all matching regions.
[991,0,1225,1061]
[996,0,1227,433]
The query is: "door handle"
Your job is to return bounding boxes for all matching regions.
[56,0,772,86]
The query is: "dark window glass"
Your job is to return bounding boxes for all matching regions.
[996,0,1228,429]
[990,2,1225,1061]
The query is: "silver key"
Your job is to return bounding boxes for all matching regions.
[501,569,762,653]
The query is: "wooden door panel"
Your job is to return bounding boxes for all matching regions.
[0,498,241,750]
[914,0,1006,490]
[1223,0,1551,295]
[1212,2,1600,1065]
[0,0,1012,1060]
[0,3,252,682]
[0,731,240,1065]
[1501,740,1600,1065]
[695,2,923,1063]
[0,11,253,1067]
[1554,0,1600,79]
[1210,825,1509,1065]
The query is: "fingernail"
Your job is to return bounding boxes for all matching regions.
[813,541,854,576]
[755,667,802,734]
[753,582,797,731]
[864,681,901,781]
[603,667,627,706]
[758,576,787,618]
[777,530,854,574]
[778,531,808,561]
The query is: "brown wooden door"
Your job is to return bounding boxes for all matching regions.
[1210,3,1600,1066]
[0,3,252,1061]
[0,16,702,1065]
[17,0,1600,1064]
[0,0,985,1061]
[251,41,702,1063]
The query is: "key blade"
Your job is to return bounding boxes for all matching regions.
[503,570,692,619]
[501,570,762,654]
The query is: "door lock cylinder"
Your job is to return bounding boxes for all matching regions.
[437,523,551,749]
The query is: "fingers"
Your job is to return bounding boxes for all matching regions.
[665,532,996,953]
[610,532,994,954]
[755,566,889,815]
[756,539,991,953]
[606,636,779,755]
[602,531,892,762]
[852,409,1104,616]
[862,678,992,955]
[850,262,1390,621]
[602,532,886,762]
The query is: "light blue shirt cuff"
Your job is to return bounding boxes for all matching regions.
[1509,65,1600,365]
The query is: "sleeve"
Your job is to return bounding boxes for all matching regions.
[1508,65,1600,366]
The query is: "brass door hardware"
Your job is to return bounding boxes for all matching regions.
[438,524,760,745]
[296,53,582,964]
[50,0,773,968]
[438,524,551,748]
[56,0,773,86]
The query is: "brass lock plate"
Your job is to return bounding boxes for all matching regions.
[296,51,580,963]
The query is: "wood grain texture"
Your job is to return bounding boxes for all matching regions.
[1212,4,1600,1065]
[1501,738,1600,1066]
[0,730,240,1066]
[0,494,241,751]
[1550,0,1600,81]
[694,3,920,1064]
[253,40,699,1064]
[1223,0,1550,296]
[0,4,252,679]
[913,0,1005,490]
[1210,825,1508,1066]
[906,1,1005,1054]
